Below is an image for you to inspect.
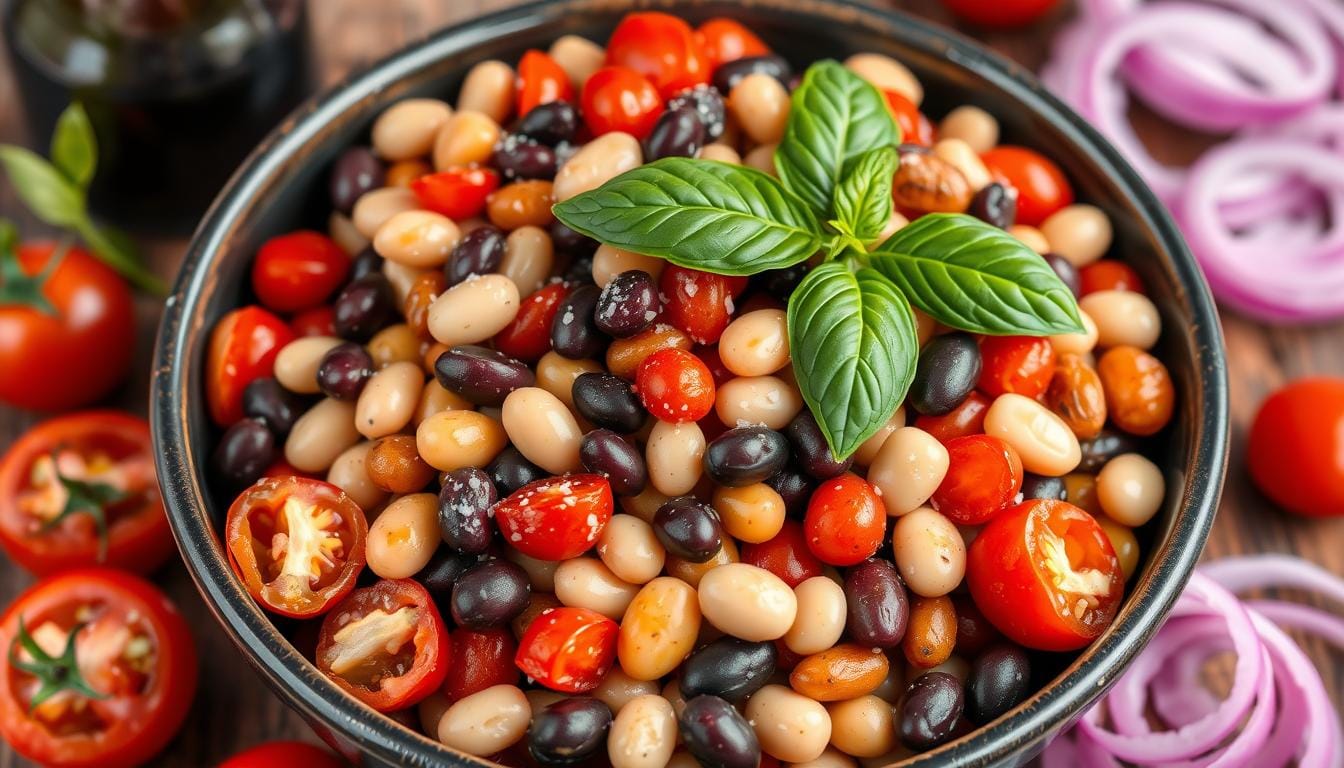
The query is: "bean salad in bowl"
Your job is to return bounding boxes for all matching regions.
[194,9,1186,768]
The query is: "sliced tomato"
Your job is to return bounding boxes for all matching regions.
[494,474,613,561]
[207,305,295,426]
[494,282,570,362]
[517,50,575,118]
[658,265,748,345]
[514,606,617,693]
[217,741,346,768]
[694,18,770,71]
[0,412,171,576]
[411,167,500,221]
[225,477,367,618]
[315,579,449,712]
[0,568,197,768]
[606,12,711,98]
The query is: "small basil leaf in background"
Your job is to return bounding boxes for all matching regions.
[51,103,97,189]
[553,157,822,276]
[832,145,897,245]
[775,60,901,219]
[0,147,86,229]
[870,212,1085,335]
[787,261,918,460]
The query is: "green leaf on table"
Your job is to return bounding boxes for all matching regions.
[831,145,896,245]
[51,103,97,188]
[552,157,822,276]
[787,261,918,460]
[0,146,86,229]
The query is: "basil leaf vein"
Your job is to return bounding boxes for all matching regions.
[831,145,896,245]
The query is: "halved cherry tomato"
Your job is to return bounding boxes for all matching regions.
[581,66,665,139]
[941,0,1061,28]
[494,282,570,362]
[218,741,346,768]
[517,50,574,118]
[442,627,519,702]
[0,568,197,768]
[658,265,748,345]
[803,474,887,566]
[606,12,711,98]
[0,411,172,576]
[493,474,613,561]
[290,305,337,337]
[967,499,1122,650]
[207,305,295,426]
[694,18,770,71]
[884,91,934,146]
[251,231,350,313]
[914,391,992,444]
[981,146,1073,226]
[1248,378,1344,518]
[977,335,1056,398]
[1079,260,1146,296]
[315,579,449,712]
[740,520,825,588]
[225,477,368,618]
[635,347,716,423]
[932,434,1024,525]
[411,167,501,221]
[515,606,618,693]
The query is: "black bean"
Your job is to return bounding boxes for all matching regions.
[966,645,1031,725]
[242,378,303,435]
[317,342,373,400]
[434,345,535,406]
[493,134,558,181]
[332,274,396,342]
[212,418,275,487]
[643,106,705,161]
[550,220,598,259]
[752,264,808,301]
[446,226,507,286]
[844,558,909,648]
[1020,473,1067,501]
[679,638,776,703]
[528,697,613,766]
[1078,428,1141,472]
[488,446,546,495]
[329,146,384,214]
[765,468,815,519]
[594,270,659,338]
[517,101,579,146]
[712,54,792,94]
[348,245,383,282]
[679,695,760,768]
[967,182,1016,229]
[450,559,532,629]
[899,672,965,750]
[1043,252,1081,298]
[703,426,790,487]
[667,85,726,140]
[438,468,498,554]
[784,411,851,480]
[653,497,722,563]
[415,548,478,614]
[551,284,608,360]
[571,372,646,433]
[580,430,646,496]
[564,256,596,285]
[909,332,982,416]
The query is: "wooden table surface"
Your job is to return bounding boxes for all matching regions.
[1,1,1341,765]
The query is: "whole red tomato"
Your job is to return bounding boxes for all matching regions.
[442,627,519,702]
[251,231,349,314]
[217,742,346,768]
[941,0,1061,27]
[694,18,770,71]
[206,305,295,426]
[981,146,1074,227]
[494,282,570,362]
[1248,378,1344,518]
[493,474,613,560]
[581,66,665,139]
[740,520,824,588]
[0,241,135,411]
[978,335,1056,398]
[803,474,886,566]
[606,12,711,98]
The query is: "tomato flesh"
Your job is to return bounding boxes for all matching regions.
[207,306,295,426]
[442,627,519,702]
[1248,378,1344,518]
[493,474,613,561]
[803,474,887,566]
[932,434,1024,525]
[977,335,1056,398]
[635,347,716,423]
[1079,260,1146,296]
[981,145,1074,227]
[606,12,711,98]
[251,231,350,313]
[412,168,501,221]
[515,606,618,693]
[581,66,666,139]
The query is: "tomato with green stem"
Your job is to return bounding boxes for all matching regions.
[207,305,295,426]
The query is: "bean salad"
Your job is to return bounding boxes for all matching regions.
[204,11,1177,767]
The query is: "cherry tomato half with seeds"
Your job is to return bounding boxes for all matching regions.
[635,347,716,423]
[941,0,1061,28]
[1079,260,1146,296]
[803,474,887,566]
[251,231,350,314]
[517,49,575,118]
[411,167,501,221]
[493,474,613,561]
[967,499,1122,650]
[658,265,747,345]
[981,146,1074,227]
[442,627,519,702]
[207,305,296,426]
[740,520,825,588]
[316,578,449,712]
[514,606,618,693]
[0,568,197,768]
[217,741,347,768]
[694,18,770,71]
[978,335,1056,399]
[225,476,368,618]
[932,434,1024,525]
[581,66,665,140]
[914,391,992,444]
[606,12,711,99]
[884,91,934,146]
[1248,378,1344,518]
[494,282,570,362]
[290,305,338,337]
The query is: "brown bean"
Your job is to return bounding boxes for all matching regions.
[902,595,957,669]
[458,60,515,124]
[403,271,446,339]
[790,644,889,701]
[385,159,430,188]
[373,98,452,160]
[1097,346,1175,436]
[367,434,437,493]
[536,352,603,410]
[607,324,692,380]
[488,181,555,231]
[368,323,423,368]
[1064,472,1102,514]
[416,409,507,471]
[1098,517,1140,579]
[415,379,472,425]
[712,483,785,544]
[1046,353,1108,440]
[618,577,701,681]
[892,145,972,214]
[432,110,501,170]
[666,536,737,589]
[826,696,896,759]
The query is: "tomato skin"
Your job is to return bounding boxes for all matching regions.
[941,0,1061,27]
[581,66,666,139]
[884,91,934,146]
[494,282,570,362]
[932,435,1024,525]
[515,606,618,693]
[0,568,197,768]
[207,305,295,426]
[1248,378,1344,518]
[658,265,747,345]
[977,335,1056,398]
[442,627,519,702]
[606,12,711,98]
[967,500,1122,650]
[517,50,575,118]
[290,305,337,337]
[802,474,887,566]
[635,347,716,423]
[218,742,346,768]
[0,243,135,412]
[981,146,1074,226]
[251,231,350,313]
[694,18,770,71]
[493,474,613,561]
[411,167,501,221]
[1079,260,1146,296]
[740,520,825,588]
[914,391,992,444]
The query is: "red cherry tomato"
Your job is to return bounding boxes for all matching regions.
[515,606,618,693]
[1248,378,1344,518]
[315,579,449,711]
[412,167,501,221]
[740,520,825,588]
[606,12,711,98]
[884,91,934,146]
[442,627,519,702]
[635,347,716,423]
[0,568,197,768]
[251,231,350,314]
[967,499,1122,650]
[207,305,295,426]
[261,459,316,480]
[0,241,135,412]
[1079,260,1146,296]
[517,50,575,118]
[582,66,666,139]
[290,305,337,337]
[218,742,346,768]
[225,477,368,618]
[981,146,1074,226]
[932,434,1024,525]
[494,282,570,362]
[978,335,1056,399]
[694,18,770,71]
[658,265,747,345]
[914,391,992,444]
[0,412,171,576]
[941,0,1061,28]
[803,474,887,566]
[494,474,613,560]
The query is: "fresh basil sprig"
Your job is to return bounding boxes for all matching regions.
[552,61,1083,459]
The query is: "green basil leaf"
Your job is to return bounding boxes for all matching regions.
[552,157,822,276]
[870,213,1085,335]
[0,146,86,229]
[787,262,918,460]
[775,60,901,218]
[51,103,96,188]
[831,145,896,244]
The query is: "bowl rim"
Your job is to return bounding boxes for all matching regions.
[151,1,1229,765]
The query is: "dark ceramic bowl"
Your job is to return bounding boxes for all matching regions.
[151,1,1229,765]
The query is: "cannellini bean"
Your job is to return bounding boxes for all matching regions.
[501,387,583,474]
[437,684,530,756]
[1049,309,1099,355]
[285,398,360,473]
[1008,224,1049,254]
[433,110,501,170]
[372,98,452,160]
[1096,453,1165,527]
[845,53,922,104]
[718,309,789,377]
[373,210,461,269]
[457,60,515,124]
[1041,204,1113,267]
[597,514,667,585]
[698,563,797,641]
[933,138,993,191]
[982,393,1082,476]
[1079,290,1161,350]
[499,226,554,296]
[553,132,643,202]
[593,245,665,288]
[784,576,847,655]
[867,427,949,515]
[366,493,438,578]
[714,375,802,430]
[730,74,790,145]
[826,697,896,759]
[535,352,603,410]
[352,186,419,240]
[645,420,705,496]
[354,361,423,439]
[554,558,640,620]
[549,35,606,89]
[743,142,778,176]
[697,144,741,164]
[746,684,832,763]
[892,506,965,597]
[274,336,342,394]
[593,665,660,714]
[415,409,506,471]
[326,441,388,512]
[607,694,677,768]
[852,407,906,467]
[427,274,521,347]
[938,105,999,153]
